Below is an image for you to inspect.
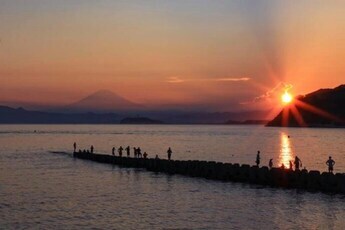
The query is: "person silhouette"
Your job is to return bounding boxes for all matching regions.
[126,146,130,157]
[167,147,172,160]
[90,145,94,154]
[73,142,77,152]
[137,147,142,158]
[112,147,115,156]
[133,147,137,158]
[269,159,273,169]
[255,151,261,167]
[326,156,335,173]
[143,152,148,159]
[294,156,302,170]
[118,146,123,157]
[289,160,293,170]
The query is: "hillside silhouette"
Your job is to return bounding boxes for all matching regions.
[267,85,345,127]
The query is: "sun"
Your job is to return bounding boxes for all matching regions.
[282,91,293,104]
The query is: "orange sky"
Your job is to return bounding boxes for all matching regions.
[0,0,344,111]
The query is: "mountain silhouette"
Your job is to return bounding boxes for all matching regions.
[120,117,164,124]
[0,106,121,124]
[64,90,143,113]
[267,85,345,127]
[0,105,271,124]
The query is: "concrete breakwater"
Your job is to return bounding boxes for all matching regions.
[73,152,345,194]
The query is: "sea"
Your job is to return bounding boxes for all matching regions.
[0,125,345,229]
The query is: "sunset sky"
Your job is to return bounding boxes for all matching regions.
[1,0,344,111]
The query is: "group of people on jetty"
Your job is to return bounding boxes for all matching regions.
[73,142,173,160]
[255,151,336,173]
[73,142,335,173]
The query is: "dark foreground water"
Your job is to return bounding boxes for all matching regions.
[0,125,345,229]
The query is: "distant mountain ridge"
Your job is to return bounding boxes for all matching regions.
[0,89,271,123]
[0,106,121,124]
[225,120,269,125]
[267,85,345,127]
[0,89,273,124]
[63,90,143,113]
[0,105,270,124]
[120,117,164,124]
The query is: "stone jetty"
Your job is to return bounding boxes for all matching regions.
[73,151,345,194]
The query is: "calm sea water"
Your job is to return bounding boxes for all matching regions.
[1,125,345,229]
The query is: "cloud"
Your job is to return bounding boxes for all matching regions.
[241,82,293,105]
[167,76,250,84]
[215,77,251,82]
[167,77,185,83]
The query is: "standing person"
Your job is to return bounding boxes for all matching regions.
[112,147,115,156]
[133,147,137,158]
[126,146,130,157]
[90,145,94,154]
[289,160,293,170]
[118,146,123,157]
[73,142,77,152]
[294,156,302,170]
[269,159,273,169]
[137,147,142,158]
[326,156,335,173]
[167,147,172,160]
[143,152,148,159]
[255,151,260,167]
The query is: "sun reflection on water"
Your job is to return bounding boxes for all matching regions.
[279,132,293,168]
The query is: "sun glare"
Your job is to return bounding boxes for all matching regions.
[282,91,293,104]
